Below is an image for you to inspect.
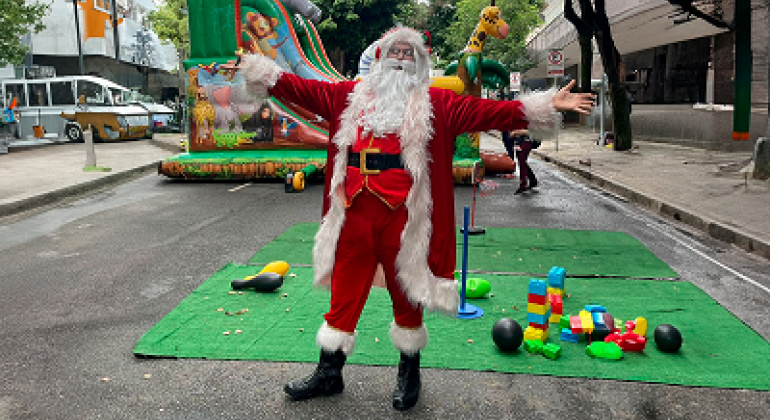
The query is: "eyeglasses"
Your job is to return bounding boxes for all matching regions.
[387,47,414,58]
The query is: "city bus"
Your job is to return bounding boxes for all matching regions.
[1,75,152,142]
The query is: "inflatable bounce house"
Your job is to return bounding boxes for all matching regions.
[158,0,515,185]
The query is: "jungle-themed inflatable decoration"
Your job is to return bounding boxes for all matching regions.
[158,0,513,182]
[159,0,338,181]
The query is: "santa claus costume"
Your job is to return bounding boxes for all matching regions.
[239,26,558,410]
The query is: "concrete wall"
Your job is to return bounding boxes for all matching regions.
[588,104,768,152]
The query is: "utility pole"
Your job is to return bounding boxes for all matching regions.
[72,0,85,75]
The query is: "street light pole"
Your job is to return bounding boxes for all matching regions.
[72,0,85,75]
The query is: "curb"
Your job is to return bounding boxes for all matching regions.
[533,150,770,261]
[0,163,159,219]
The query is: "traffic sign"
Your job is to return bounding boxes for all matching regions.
[547,49,564,78]
[510,72,521,92]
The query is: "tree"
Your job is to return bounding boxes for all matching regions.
[442,0,542,72]
[147,0,189,54]
[0,0,50,67]
[313,0,411,76]
[564,0,632,151]
[563,0,593,95]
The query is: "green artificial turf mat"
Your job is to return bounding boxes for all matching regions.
[249,224,678,279]
[134,263,770,390]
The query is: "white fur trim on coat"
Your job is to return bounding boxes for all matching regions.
[519,87,560,140]
[316,321,358,355]
[390,323,428,355]
[238,53,283,104]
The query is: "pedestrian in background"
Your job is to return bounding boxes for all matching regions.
[502,129,540,194]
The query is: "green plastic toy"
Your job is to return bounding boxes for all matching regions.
[459,277,491,298]
[586,341,624,360]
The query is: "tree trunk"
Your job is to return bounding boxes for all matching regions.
[593,0,632,151]
[564,0,595,94]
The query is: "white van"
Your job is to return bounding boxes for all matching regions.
[1,75,151,142]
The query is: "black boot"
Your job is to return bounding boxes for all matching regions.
[284,350,346,400]
[392,352,421,411]
[527,172,538,190]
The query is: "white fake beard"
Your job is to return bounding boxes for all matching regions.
[359,58,420,137]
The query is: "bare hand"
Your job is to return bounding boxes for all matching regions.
[552,80,594,115]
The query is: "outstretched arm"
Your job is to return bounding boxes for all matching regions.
[552,80,594,114]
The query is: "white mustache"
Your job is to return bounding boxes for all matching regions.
[382,58,416,74]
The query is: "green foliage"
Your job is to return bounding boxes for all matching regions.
[0,0,49,67]
[313,0,410,75]
[442,0,542,72]
[147,0,189,53]
[454,133,478,158]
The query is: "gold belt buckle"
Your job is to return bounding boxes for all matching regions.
[359,147,381,175]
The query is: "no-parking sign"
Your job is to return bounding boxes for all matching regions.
[547,49,564,78]
[510,72,521,92]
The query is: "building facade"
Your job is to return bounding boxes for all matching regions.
[2,0,181,101]
[523,0,768,150]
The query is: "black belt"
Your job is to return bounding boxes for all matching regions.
[348,148,404,175]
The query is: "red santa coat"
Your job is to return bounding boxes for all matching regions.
[240,53,557,315]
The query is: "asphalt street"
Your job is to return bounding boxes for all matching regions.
[1,157,769,419]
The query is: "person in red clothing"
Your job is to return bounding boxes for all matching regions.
[229,26,593,411]
[502,129,539,194]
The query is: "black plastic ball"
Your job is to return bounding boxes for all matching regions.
[654,324,683,353]
[492,318,523,352]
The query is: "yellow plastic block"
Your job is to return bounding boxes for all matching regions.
[547,287,565,296]
[524,326,549,342]
[633,317,648,336]
[527,303,549,315]
[549,313,562,323]
[579,310,594,333]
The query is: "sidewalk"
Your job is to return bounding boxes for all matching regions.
[0,135,178,218]
[481,127,770,260]
[1,130,768,261]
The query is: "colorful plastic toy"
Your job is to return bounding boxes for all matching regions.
[586,341,623,360]
[492,318,523,352]
[654,324,683,353]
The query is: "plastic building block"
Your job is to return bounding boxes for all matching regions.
[523,339,544,354]
[529,321,548,330]
[547,286,565,296]
[524,326,548,342]
[528,279,547,295]
[527,311,551,325]
[586,341,623,360]
[561,328,579,343]
[559,315,571,329]
[570,316,585,334]
[527,302,548,315]
[549,294,564,315]
[547,266,566,289]
[528,292,547,305]
[584,304,606,313]
[542,343,562,360]
[578,310,595,333]
[549,313,562,323]
[633,317,647,336]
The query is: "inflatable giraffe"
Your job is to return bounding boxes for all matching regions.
[457,0,509,97]
[455,0,509,153]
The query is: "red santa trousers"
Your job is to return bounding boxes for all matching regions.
[323,189,423,333]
